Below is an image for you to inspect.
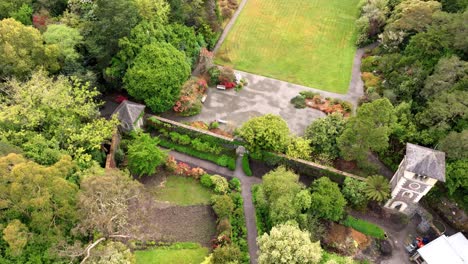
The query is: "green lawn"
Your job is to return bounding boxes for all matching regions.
[135,243,208,264]
[151,176,213,205]
[215,0,360,93]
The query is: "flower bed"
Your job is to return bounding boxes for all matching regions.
[290,91,352,116]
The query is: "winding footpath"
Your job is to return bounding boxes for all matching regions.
[168,150,262,264]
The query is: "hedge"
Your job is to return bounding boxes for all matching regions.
[342,216,385,239]
[242,154,252,176]
[147,116,242,148]
[159,139,236,170]
[251,184,270,235]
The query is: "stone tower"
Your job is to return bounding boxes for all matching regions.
[385,143,445,214]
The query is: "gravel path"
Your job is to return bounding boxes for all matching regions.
[168,150,262,264]
[213,0,249,53]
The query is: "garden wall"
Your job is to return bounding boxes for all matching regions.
[147,115,235,143]
[255,151,365,184]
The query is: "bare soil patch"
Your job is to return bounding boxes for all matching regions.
[129,173,217,247]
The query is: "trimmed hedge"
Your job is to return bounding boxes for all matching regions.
[242,154,252,176]
[147,116,242,147]
[342,216,385,239]
[251,184,270,235]
[159,139,236,170]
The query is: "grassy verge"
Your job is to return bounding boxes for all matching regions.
[151,175,213,206]
[159,139,236,170]
[242,154,252,176]
[342,216,385,239]
[135,242,208,264]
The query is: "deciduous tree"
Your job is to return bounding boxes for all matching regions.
[0,18,58,79]
[309,177,346,221]
[0,70,118,165]
[127,132,167,177]
[238,114,290,154]
[305,113,346,160]
[257,223,323,264]
[338,98,396,166]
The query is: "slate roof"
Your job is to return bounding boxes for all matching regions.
[405,143,446,182]
[112,100,145,125]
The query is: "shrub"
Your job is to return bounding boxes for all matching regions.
[299,91,319,99]
[242,154,253,176]
[227,158,236,170]
[165,155,178,172]
[361,72,381,90]
[290,95,306,108]
[341,101,353,113]
[313,95,322,104]
[208,67,221,86]
[212,245,242,264]
[229,178,241,192]
[342,216,385,239]
[200,174,213,188]
[218,66,235,83]
[209,121,219,129]
[221,7,233,18]
[217,217,232,235]
[212,194,234,218]
[361,56,378,72]
[211,175,229,194]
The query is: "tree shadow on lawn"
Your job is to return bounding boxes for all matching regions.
[129,174,217,248]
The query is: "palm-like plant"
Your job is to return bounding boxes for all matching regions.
[364,175,390,203]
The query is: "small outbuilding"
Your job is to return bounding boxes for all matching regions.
[112,100,146,132]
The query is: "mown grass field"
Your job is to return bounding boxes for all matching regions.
[151,176,213,206]
[135,243,208,264]
[215,0,360,93]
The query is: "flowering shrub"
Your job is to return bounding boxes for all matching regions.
[220,81,236,89]
[173,78,206,116]
[115,95,128,103]
[165,155,178,172]
[188,167,205,179]
[175,162,191,175]
[211,234,231,249]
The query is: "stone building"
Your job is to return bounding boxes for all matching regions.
[112,100,146,132]
[385,143,445,214]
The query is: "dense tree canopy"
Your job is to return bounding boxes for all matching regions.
[338,98,396,166]
[85,0,140,70]
[261,167,306,225]
[0,154,78,262]
[0,70,117,165]
[43,24,83,73]
[305,113,346,160]
[124,42,190,112]
[0,18,59,80]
